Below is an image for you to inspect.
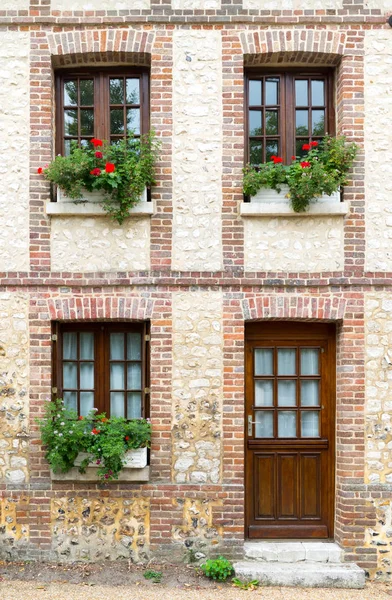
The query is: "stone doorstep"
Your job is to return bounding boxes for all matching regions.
[233,561,366,589]
[244,541,344,563]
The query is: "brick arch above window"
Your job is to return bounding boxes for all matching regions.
[47,296,156,322]
[241,295,347,322]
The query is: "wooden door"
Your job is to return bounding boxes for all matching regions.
[245,323,335,539]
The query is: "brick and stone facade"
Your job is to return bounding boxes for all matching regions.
[0,0,392,581]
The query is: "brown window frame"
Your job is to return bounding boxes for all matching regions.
[55,67,150,156]
[52,322,150,419]
[245,68,335,166]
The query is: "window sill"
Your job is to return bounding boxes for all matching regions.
[50,466,150,483]
[46,187,154,217]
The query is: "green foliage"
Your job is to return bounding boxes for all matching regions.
[231,578,260,590]
[243,136,358,212]
[41,132,160,224]
[37,398,151,481]
[143,569,163,583]
[200,556,234,581]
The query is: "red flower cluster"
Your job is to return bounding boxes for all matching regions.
[300,161,311,168]
[105,162,115,173]
[270,155,283,164]
[302,141,319,151]
[291,156,297,160]
[125,436,130,441]
[78,416,84,421]
[302,144,311,151]
[37,167,43,174]
[91,138,103,148]
[100,417,108,423]
[95,151,103,159]
[90,168,101,176]
[91,428,101,435]
[310,141,318,147]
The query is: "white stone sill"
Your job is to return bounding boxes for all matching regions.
[46,201,155,217]
[240,201,349,217]
[50,466,150,483]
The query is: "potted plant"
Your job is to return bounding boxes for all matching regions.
[38,398,151,481]
[243,136,358,212]
[37,132,160,224]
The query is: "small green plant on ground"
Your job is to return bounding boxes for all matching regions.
[143,569,163,583]
[232,577,260,590]
[200,556,234,581]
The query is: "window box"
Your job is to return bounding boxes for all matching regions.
[46,187,154,217]
[241,186,348,217]
[74,447,147,469]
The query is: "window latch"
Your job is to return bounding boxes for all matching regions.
[144,388,150,394]
[51,334,57,342]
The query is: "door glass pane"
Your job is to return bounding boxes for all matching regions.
[300,348,319,375]
[301,380,320,406]
[64,110,78,136]
[296,109,309,136]
[301,411,320,437]
[255,411,273,438]
[255,349,273,375]
[127,333,142,360]
[277,349,296,375]
[80,362,94,389]
[110,78,124,104]
[265,111,278,135]
[110,109,124,134]
[111,363,125,389]
[249,80,262,105]
[265,78,279,105]
[63,332,77,359]
[80,332,94,360]
[255,380,273,407]
[295,80,308,106]
[110,333,124,360]
[80,109,94,135]
[250,140,262,165]
[127,108,140,135]
[63,362,77,389]
[63,391,77,411]
[80,79,94,105]
[266,140,279,162]
[127,363,142,389]
[311,80,324,106]
[110,392,124,417]
[127,392,142,419]
[278,411,296,438]
[278,380,296,406]
[80,392,94,416]
[249,110,262,136]
[312,109,325,136]
[64,80,78,106]
[126,78,140,104]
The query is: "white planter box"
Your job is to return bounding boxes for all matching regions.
[57,187,148,204]
[74,447,148,469]
[251,185,340,204]
[46,187,154,216]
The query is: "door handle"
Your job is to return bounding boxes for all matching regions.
[247,415,256,436]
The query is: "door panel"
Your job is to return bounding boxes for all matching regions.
[246,323,335,539]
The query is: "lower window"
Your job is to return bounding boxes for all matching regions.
[53,322,149,418]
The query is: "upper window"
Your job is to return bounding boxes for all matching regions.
[55,68,149,155]
[246,70,335,165]
[53,322,149,418]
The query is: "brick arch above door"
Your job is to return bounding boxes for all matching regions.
[241,295,347,322]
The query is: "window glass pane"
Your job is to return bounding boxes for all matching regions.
[255,380,273,407]
[255,411,273,438]
[110,333,124,360]
[111,109,124,134]
[126,78,140,104]
[81,139,90,148]
[255,349,273,375]
[312,109,325,136]
[266,140,278,162]
[80,362,94,389]
[296,139,308,158]
[127,108,140,135]
[265,111,278,135]
[63,332,77,359]
[278,380,296,407]
[80,109,94,136]
[127,333,142,360]
[296,109,309,136]
[301,380,320,407]
[249,110,262,136]
[64,80,78,106]
[64,110,78,136]
[295,80,308,106]
[278,411,296,438]
[111,363,125,389]
[80,392,94,416]
[127,363,142,389]
[301,411,320,437]
[249,80,262,105]
[110,78,124,104]
[110,391,125,417]
[127,392,142,419]
[63,362,77,389]
[300,348,319,375]
[64,139,73,156]
[80,79,94,105]
[311,80,324,106]
[80,332,94,360]
[265,78,279,105]
[277,349,296,375]
[63,391,77,411]
[250,140,262,165]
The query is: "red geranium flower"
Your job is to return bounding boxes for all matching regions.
[91,428,101,435]
[78,416,84,421]
[90,168,101,176]
[105,162,115,173]
[300,161,311,168]
[291,156,296,160]
[101,417,108,422]
[37,167,43,174]
[91,138,103,147]
[95,151,103,159]
[125,436,130,441]
[302,144,311,151]
[273,156,283,164]
[310,141,318,147]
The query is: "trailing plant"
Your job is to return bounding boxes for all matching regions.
[38,132,160,224]
[200,556,234,581]
[38,398,151,481]
[243,136,358,212]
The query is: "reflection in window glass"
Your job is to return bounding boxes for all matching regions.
[255,411,274,438]
[255,380,274,407]
[249,110,262,136]
[249,80,262,105]
[255,349,273,375]
[278,411,296,438]
[295,80,308,106]
[265,78,279,105]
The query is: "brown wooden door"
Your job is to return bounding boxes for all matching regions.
[245,322,336,539]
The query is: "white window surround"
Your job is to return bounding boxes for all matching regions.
[241,186,348,217]
[46,187,155,217]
